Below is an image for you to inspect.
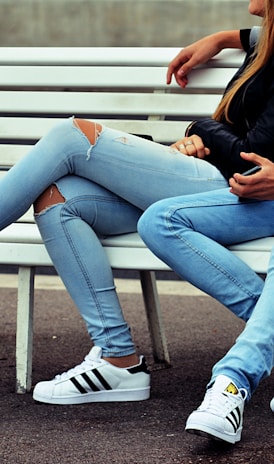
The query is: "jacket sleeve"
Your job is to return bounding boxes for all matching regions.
[240,29,252,51]
[240,27,261,51]
[249,26,261,47]
[187,87,274,178]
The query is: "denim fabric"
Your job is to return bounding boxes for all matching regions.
[0,118,228,356]
[35,175,142,356]
[138,188,274,397]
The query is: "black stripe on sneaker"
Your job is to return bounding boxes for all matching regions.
[226,415,238,433]
[93,369,112,390]
[226,407,241,432]
[231,408,241,427]
[81,372,100,391]
[70,377,87,394]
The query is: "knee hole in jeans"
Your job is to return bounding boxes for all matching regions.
[73,118,102,144]
[34,184,65,214]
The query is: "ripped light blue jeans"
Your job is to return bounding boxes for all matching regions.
[0,118,228,357]
[138,189,274,398]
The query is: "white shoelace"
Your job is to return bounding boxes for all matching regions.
[199,386,247,416]
[55,348,104,381]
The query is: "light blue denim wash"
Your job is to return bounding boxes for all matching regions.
[138,189,274,399]
[0,117,228,357]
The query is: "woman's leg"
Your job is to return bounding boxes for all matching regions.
[212,252,274,396]
[34,175,142,359]
[0,118,228,231]
[138,187,274,391]
[138,189,274,442]
[33,175,151,404]
[138,188,272,323]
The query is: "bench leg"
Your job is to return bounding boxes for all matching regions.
[16,266,35,394]
[139,270,170,366]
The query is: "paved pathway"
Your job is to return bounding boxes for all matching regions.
[1,276,274,463]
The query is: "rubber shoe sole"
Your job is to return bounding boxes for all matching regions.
[186,419,242,444]
[33,386,150,404]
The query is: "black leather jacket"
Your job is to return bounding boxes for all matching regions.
[187,29,274,180]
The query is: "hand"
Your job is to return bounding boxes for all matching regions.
[166,31,242,88]
[229,152,274,200]
[166,35,226,88]
[171,135,210,159]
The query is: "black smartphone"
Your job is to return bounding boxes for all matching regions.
[242,166,261,176]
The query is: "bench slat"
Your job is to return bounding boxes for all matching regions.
[0,146,30,165]
[0,47,245,68]
[0,91,221,118]
[0,118,189,146]
[0,66,236,92]
[0,224,272,274]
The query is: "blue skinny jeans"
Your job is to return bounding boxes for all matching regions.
[0,118,228,357]
[138,188,274,398]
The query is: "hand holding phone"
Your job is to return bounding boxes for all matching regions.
[237,166,262,201]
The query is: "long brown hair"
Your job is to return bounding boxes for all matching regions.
[213,0,274,122]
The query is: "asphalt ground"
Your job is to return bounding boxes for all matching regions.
[1,276,274,464]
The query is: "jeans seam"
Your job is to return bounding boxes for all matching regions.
[166,210,261,302]
[60,207,113,349]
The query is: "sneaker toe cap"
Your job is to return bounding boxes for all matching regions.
[186,410,234,435]
[33,381,55,402]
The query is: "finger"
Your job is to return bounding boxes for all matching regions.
[167,54,193,86]
[229,176,240,189]
[170,142,186,152]
[239,152,267,169]
[196,146,210,159]
[166,57,183,84]
[177,58,197,78]
[178,143,186,152]
[229,177,243,196]
[170,142,179,150]
[239,151,261,163]
[183,140,196,155]
[174,73,188,88]
[233,171,261,185]
[183,138,210,159]
[229,176,259,197]
[166,65,175,85]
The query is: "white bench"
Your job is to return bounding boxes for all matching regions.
[0,47,273,393]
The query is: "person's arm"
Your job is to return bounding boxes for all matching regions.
[167,30,243,88]
[230,152,274,200]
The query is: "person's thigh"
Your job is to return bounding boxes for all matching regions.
[146,188,274,245]
[54,175,142,236]
[74,124,228,210]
